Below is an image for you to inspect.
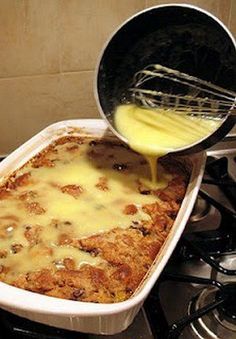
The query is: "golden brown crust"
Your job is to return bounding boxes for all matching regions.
[61,185,84,198]
[12,226,164,302]
[0,135,188,303]
[25,202,46,215]
[123,204,138,215]
[24,225,43,246]
[95,176,109,191]
[0,188,11,200]
[6,172,31,190]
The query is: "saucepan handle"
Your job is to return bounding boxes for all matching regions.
[232,114,236,123]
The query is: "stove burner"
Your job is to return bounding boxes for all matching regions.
[190,195,211,222]
[1,151,236,338]
[188,287,236,339]
[216,283,236,320]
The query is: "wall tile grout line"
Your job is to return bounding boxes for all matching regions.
[0,70,95,81]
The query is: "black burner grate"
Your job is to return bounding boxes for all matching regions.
[144,154,236,338]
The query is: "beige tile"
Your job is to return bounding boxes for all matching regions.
[0,71,99,154]
[60,0,145,72]
[0,0,60,78]
[218,0,232,26]
[60,71,99,119]
[145,0,232,25]
[229,0,236,36]
[0,74,61,154]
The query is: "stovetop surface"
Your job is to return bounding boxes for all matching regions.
[0,136,236,339]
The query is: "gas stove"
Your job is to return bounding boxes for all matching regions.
[0,135,236,339]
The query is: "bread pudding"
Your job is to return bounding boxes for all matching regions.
[0,135,188,303]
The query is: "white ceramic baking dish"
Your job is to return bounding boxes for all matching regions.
[0,119,206,335]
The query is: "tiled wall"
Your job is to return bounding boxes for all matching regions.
[0,0,235,153]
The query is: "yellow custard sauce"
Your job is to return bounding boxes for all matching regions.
[0,136,170,282]
[0,133,191,303]
[115,104,221,183]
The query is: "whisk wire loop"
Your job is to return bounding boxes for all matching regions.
[130,64,236,117]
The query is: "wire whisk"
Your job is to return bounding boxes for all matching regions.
[129,64,236,118]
